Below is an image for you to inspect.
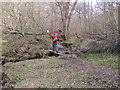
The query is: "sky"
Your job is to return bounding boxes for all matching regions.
[78,0,99,6]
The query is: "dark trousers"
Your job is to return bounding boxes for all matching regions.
[52,43,58,53]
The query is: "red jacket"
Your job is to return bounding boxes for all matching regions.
[48,33,61,43]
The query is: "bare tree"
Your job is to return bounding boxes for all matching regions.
[117,2,120,53]
[55,0,78,40]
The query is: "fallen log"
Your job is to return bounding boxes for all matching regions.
[4,30,47,36]
[1,57,9,65]
[45,50,62,57]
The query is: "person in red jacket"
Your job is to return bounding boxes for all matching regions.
[47,30,61,53]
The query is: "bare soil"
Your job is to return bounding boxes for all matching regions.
[3,56,119,88]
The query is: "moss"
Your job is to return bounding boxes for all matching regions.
[43,55,49,58]
[17,57,26,61]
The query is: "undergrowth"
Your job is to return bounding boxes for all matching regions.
[85,53,119,69]
[12,74,25,82]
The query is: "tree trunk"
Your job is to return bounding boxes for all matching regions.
[56,1,77,41]
[84,1,87,37]
[118,3,120,53]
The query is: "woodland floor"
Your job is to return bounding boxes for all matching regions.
[3,55,119,88]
